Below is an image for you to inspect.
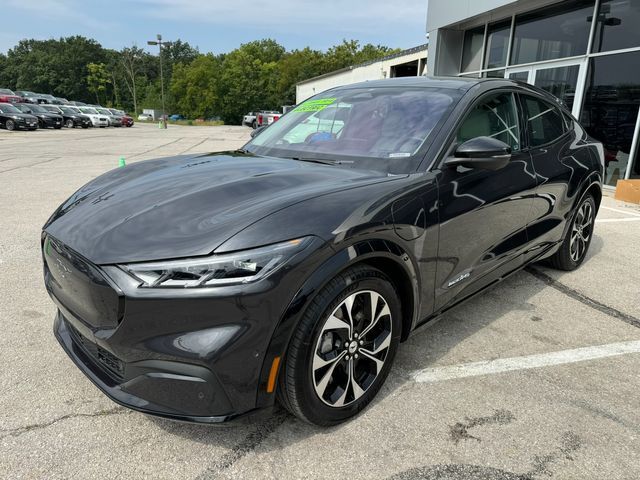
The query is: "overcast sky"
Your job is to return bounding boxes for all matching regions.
[1,0,429,54]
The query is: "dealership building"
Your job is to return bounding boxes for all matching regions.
[296,45,428,104]
[426,0,640,188]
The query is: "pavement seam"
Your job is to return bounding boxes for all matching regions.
[525,267,640,329]
[0,406,131,439]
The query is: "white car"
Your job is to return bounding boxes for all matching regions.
[138,113,153,121]
[78,107,109,127]
[96,107,122,127]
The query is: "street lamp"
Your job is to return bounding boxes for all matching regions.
[147,34,172,129]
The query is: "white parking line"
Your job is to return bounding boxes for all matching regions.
[600,206,640,217]
[411,340,640,383]
[596,217,640,223]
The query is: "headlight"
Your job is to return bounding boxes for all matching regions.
[120,237,312,288]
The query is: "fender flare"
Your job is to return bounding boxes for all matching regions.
[254,238,420,408]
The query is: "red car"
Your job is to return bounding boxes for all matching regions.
[0,88,23,104]
[121,115,134,127]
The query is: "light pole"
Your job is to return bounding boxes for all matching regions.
[147,34,172,129]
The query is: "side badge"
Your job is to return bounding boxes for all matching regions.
[447,271,471,288]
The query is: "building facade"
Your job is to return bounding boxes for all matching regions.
[427,0,640,188]
[296,45,427,104]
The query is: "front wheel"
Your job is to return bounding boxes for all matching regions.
[5,120,15,131]
[66,119,74,128]
[547,195,596,271]
[278,265,401,426]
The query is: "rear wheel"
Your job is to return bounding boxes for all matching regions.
[5,120,15,131]
[278,265,401,426]
[66,119,74,128]
[252,120,257,129]
[547,195,596,271]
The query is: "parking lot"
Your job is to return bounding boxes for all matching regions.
[1,124,639,479]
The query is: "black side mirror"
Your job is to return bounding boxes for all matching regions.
[444,136,512,171]
[250,125,268,138]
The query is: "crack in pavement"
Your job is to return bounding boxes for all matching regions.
[525,267,640,329]
[0,406,131,439]
[195,411,289,479]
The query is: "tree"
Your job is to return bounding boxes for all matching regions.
[86,62,111,104]
[120,46,146,114]
[170,53,222,118]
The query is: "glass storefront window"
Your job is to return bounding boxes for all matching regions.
[482,70,506,78]
[484,21,512,69]
[462,26,485,72]
[534,65,580,111]
[592,0,640,53]
[511,0,594,65]
[580,51,640,186]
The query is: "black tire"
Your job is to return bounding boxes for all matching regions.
[278,265,401,426]
[5,120,15,131]
[547,195,596,271]
[252,120,257,129]
[66,119,74,128]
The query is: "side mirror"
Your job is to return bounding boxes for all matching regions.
[250,125,268,138]
[444,136,512,171]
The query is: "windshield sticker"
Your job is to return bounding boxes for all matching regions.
[389,152,411,158]
[293,98,336,112]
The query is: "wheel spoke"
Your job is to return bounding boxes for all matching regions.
[323,314,351,336]
[362,330,392,356]
[313,349,345,371]
[334,358,353,407]
[350,359,365,400]
[361,294,390,339]
[359,350,385,375]
[343,295,355,334]
[314,351,346,399]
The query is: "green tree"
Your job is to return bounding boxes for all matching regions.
[86,62,111,104]
[170,53,222,118]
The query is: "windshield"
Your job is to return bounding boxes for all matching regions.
[246,86,458,173]
[97,108,111,115]
[0,89,15,95]
[42,105,61,113]
[28,104,46,113]
[61,107,76,114]
[0,104,20,113]
[80,107,98,114]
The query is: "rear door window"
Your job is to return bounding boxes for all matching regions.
[522,95,566,147]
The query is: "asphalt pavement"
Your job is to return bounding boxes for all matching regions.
[1,124,639,479]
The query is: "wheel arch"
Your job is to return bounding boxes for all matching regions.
[254,238,420,409]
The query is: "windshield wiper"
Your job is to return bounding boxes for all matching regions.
[290,156,352,166]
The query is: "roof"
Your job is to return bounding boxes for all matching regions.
[297,44,429,86]
[329,75,516,92]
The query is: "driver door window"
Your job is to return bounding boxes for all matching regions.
[457,92,521,151]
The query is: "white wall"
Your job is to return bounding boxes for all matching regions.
[296,49,427,104]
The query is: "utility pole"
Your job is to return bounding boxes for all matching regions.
[147,34,172,129]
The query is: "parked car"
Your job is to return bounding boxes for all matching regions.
[55,97,70,105]
[14,90,47,104]
[0,88,23,104]
[243,112,257,127]
[59,106,93,128]
[255,110,281,128]
[15,103,63,129]
[35,94,60,105]
[68,101,87,107]
[138,113,153,121]
[0,102,38,130]
[77,107,109,127]
[96,107,122,127]
[169,114,185,121]
[41,77,603,427]
[109,109,134,127]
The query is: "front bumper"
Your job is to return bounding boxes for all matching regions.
[53,313,272,424]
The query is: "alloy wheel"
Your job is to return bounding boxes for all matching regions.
[6,120,15,131]
[66,119,74,128]
[312,290,392,407]
[570,200,594,262]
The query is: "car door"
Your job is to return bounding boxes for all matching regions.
[433,90,538,311]
[518,93,598,262]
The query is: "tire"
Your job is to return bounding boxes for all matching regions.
[252,120,257,129]
[6,120,15,131]
[82,125,89,129]
[547,195,596,271]
[54,125,62,129]
[278,265,401,426]
[66,119,74,128]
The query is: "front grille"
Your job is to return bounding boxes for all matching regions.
[66,320,124,380]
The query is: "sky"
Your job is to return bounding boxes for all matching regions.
[0,0,429,55]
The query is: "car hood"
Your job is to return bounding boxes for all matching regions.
[43,152,401,264]
[4,113,36,120]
